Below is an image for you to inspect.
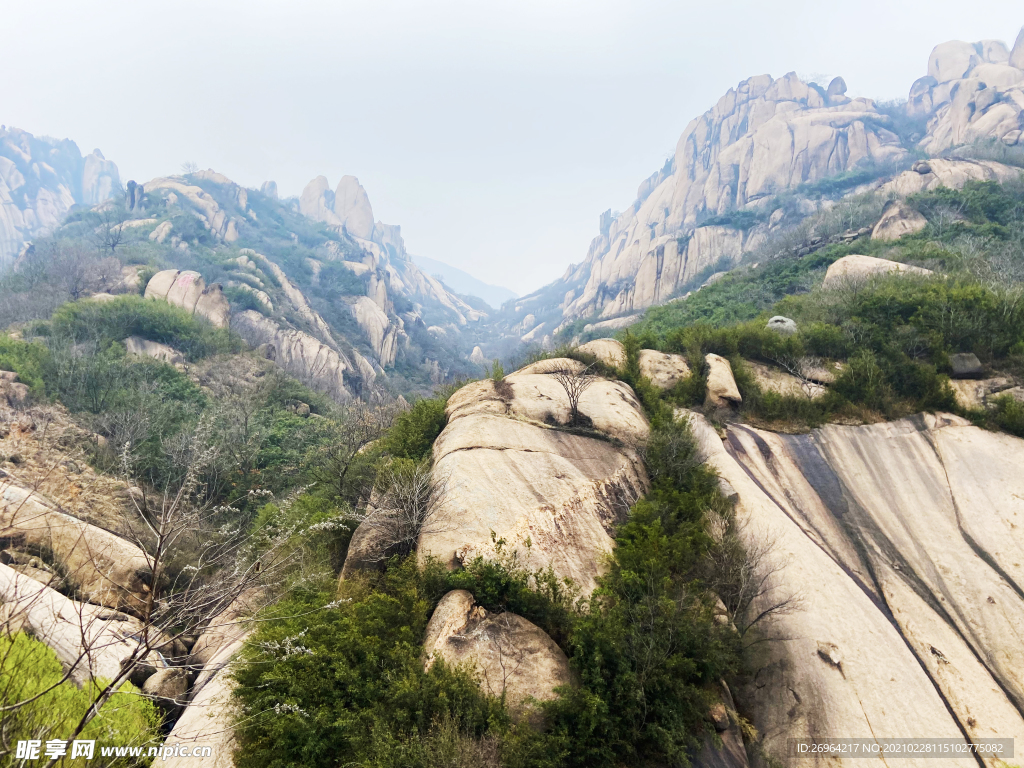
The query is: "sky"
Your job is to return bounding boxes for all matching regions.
[3,1,1022,294]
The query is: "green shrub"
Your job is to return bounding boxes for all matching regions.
[990,394,1024,437]
[0,632,161,766]
[232,561,501,768]
[381,395,450,461]
[0,335,49,396]
[48,295,240,360]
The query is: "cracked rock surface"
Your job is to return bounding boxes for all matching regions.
[688,411,1024,765]
[419,362,649,595]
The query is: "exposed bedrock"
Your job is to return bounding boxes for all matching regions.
[688,412,1024,766]
[420,361,650,595]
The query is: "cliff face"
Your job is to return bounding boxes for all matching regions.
[0,127,120,267]
[550,72,908,323]
[691,412,1024,766]
[511,26,1024,338]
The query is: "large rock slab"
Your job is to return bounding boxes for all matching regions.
[232,310,355,401]
[0,476,150,613]
[144,269,230,328]
[0,563,146,684]
[164,624,249,768]
[689,412,1024,765]
[871,200,928,242]
[423,590,571,714]
[420,365,649,595]
[822,254,932,289]
[638,349,691,390]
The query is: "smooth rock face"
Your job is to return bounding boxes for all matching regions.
[334,176,375,240]
[690,412,1024,766]
[822,255,933,289]
[871,200,928,242]
[705,354,742,407]
[0,563,146,684]
[125,336,183,365]
[0,477,150,613]
[578,338,625,368]
[423,590,571,713]
[421,365,649,595]
[638,349,691,390]
[470,345,486,365]
[145,269,230,328]
[766,316,797,335]
[165,624,250,768]
[950,352,983,378]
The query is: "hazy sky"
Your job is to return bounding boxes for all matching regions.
[4,1,1022,294]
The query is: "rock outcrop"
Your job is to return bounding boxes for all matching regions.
[164,604,252,768]
[871,199,929,242]
[0,127,119,267]
[540,72,907,323]
[638,349,691,390]
[0,563,147,684]
[745,360,826,400]
[125,336,184,365]
[232,310,357,401]
[0,476,150,613]
[911,28,1024,153]
[578,338,625,368]
[705,354,742,408]
[420,361,649,594]
[423,590,572,714]
[822,254,933,289]
[141,174,244,242]
[689,412,1024,765]
[144,269,231,328]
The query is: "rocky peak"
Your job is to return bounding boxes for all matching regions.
[911,26,1024,152]
[0,126,120,266]
[333,175,375,239]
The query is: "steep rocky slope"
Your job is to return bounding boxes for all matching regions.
[690,412,1024,766]
[0,126,119,268]
[504,26,1024,345]
[7,165,497,400]
[420,358,649,594]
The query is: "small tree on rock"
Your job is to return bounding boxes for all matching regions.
[551,362,597,427]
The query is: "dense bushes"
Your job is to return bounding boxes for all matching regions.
[232,561,502,768]
[0,632,161,766]
[0,335,48,395]
[46,295,240,360]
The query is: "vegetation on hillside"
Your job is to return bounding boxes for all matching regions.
[626,180,1024,435]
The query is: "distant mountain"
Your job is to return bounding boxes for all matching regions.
[411,253,517,309]
[506,25,1024,341]
[0,126,120,267]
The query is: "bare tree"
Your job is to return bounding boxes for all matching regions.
[180,161,199,176]
[703,511,802,641]
[92,205,132,255]
[350,459,453,560]
[0,417,294,766]
[551,362,597,427]
[304,387,403,502]
[764,352,828,399]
